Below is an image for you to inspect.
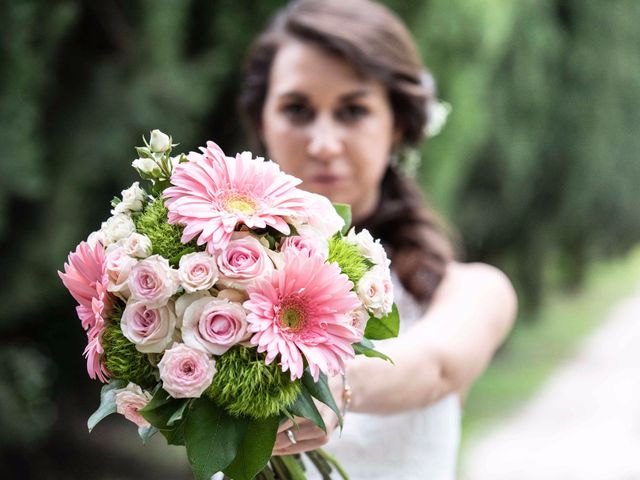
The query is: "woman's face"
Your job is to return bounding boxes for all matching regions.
[261,40,399,223]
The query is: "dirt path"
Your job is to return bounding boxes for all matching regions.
[461,287,640,480]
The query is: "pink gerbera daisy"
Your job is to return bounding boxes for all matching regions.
[164,141,309,253]
[244,251,363,381]
[59,241,112,382]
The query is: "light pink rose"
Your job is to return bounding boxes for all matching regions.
[124,233,152,258]
[182,297,250,355]
[128,255,178,307]
[121,300,177,353]
[347,306,369,337]
[178,252,219,293]
[105,244,137,298]
[356,266,394,318]
[280,235,328,260]
[158,343,216,398]
[175,291,212,327]
[115,383,152,427]
[217,235,274,288]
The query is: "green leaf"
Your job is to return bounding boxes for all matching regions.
[302,371,342,428]
[353,341,394,364]
[167,399,189,426]
[138,425,158,444]
[87,379,127,432]
[332,203,352,235]
[184,397,249,480]
[138,387,187,430]
[288,385,326,432]
[364,303,400,340]
[223,415,280,480]
[160,421,185,446]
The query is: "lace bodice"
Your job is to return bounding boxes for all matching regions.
[306,272,461,479]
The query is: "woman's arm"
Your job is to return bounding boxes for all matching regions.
[348,261,517,414]
[273,261,517,454]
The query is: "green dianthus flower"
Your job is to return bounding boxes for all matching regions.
[101,306,157,388]
[328,236,372,285]
[205,346,300,419]
[133,197,196,266]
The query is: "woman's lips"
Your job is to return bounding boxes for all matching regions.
[310,174,346,184]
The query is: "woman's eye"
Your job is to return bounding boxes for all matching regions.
[337,104,369,122]
[282,103,314,123]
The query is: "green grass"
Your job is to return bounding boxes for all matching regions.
[461,246,640,449]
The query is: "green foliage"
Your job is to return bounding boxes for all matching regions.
[223,415,281,480]
[134,196,196,265]
[205,346,301,419]
[101,307,157,388]
[87,379,127,432]
[184,397,249,480]
[364,303,400,340]
[327,236,372,285]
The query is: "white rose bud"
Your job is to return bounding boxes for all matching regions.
[124,233,152,258]
[132,157,161,176]
[100,214,136,246]
[112,181,146,215]
[149,129,171,153]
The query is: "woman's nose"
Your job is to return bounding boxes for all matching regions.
[306,115,343,161]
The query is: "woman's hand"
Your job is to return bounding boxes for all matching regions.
[272,375,343,455]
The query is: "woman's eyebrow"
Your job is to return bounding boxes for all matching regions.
[278,91,308,101]
[339,89,371,102]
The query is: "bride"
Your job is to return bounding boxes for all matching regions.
[237,0,517,478]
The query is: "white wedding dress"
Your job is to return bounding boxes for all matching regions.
[306,272,461,480]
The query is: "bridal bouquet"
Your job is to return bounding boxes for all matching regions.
[58,130,398,480]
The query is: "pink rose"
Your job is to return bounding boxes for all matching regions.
[356,266,394,318]
[217,235,274,288]
[120,300,176,353]
[280,235,328,260]
[128,255,178,307]
[105,244,137,299]
[178,252,219,293]
[158,343,216,398]
[182,297,250,355]
[115,383,153,428]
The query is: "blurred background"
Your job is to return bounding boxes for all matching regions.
[1,0,639,478]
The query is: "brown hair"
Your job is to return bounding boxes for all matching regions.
[238,0,455,305]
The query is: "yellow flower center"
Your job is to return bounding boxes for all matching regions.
[225,194,256,215]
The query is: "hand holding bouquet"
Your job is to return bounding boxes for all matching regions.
[59,130,398,479]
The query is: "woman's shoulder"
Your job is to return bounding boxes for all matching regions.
[434,261,517,308]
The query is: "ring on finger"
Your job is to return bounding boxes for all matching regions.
[286,429,298,445]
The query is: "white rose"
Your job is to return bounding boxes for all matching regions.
[132,157,161,176]
[346,228,390,268]
[112,182,146,215]
[356,266,394,318]
[124,233,152,258]
[287,191,344,239]
[105,244,137,298]
[121,300,177,353]
[347,305,370,337]
[101,214,136,246]
[149,129,171,153]
[86,230,105,248]
[178,252,219,293]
